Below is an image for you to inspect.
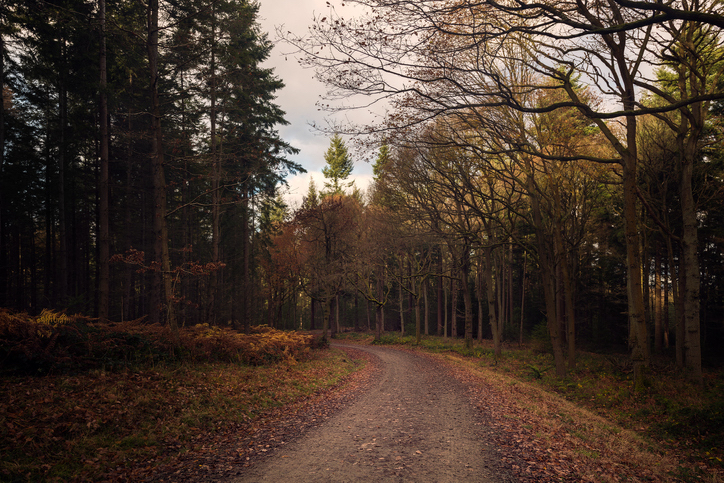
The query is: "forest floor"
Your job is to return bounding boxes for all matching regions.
[2,333,722,482]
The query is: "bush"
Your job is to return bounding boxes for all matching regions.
[0,309,318,374]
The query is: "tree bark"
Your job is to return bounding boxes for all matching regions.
[484,246,501,358]
[0,34,6,307]
[654,248,663,353]
[98,0,110,322]
[147,0,177,337]
[375,273,383,340]
[399,255,405,335]
[451,276,458,339]
[58,42,68,307]
[527,167,566,377]
[322,297,332,343]
[680,136,702,384]
[520,251,527,347]
[310,297,316,330]
[242,188,251,334]
[423,277,429,335]
[460,244,474,350]
[208,4,220,325]
[437,245,443,336]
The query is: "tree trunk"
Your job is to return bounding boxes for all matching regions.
[123,74,134,322]
[329,297,336,338]
[663,251,670,349]
[667,235,683,366]
[476,253,484,342]
[366,298,371,331]
[484,246,501,358]
[310,297,316,330]
[654,248,663,353]
[0,34,6,307]
[208,5,220,325]
[98,0,110,322]
[375,274,383,340]
[527,168,566,377]
[680,136,702,384]
[58,44,68,307]
[520,251,527,347]
[443,274,448,338]
[437,246,443,336]
[553,209,576,370]
[451,277,458,339]
[334,293,340,335]
[618,93,648,389]
[399,259,405,335]
[423,277,429,335]
[147,0,177,337]
[322,297,331,343]
[355,291,360,331]
[460,243,474,350]
[241,188,251,334]
[415,292,421,345]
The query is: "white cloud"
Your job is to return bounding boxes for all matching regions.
[280,171,374,211]
[257,0,376,208]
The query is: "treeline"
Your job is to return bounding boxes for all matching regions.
[0,0,302,332]
[266,0,724,386]
[268,137,721,374]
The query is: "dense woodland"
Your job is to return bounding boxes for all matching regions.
[0,0,302,334]
[1,0,724,389]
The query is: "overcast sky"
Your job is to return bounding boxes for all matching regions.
[256,0,374,209]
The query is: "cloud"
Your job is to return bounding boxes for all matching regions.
[257,0,377,209]
[280,171,375,210]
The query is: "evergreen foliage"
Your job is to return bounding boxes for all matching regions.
[0,0,302,327]
[322,134,354,196]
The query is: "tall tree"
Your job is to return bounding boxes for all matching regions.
[322,134,354,196]
[98,0,110,322]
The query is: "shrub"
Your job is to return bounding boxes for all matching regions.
[0,309,318,374]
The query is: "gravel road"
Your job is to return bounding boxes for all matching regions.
[234,343,516,482]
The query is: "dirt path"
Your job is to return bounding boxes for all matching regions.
[233,343,515,482]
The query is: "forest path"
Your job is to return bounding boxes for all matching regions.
[233,343,515,482]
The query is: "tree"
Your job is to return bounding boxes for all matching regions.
[0,0,301,334]
[98,0,109,322]
[322,134,354,196]
[295,194,361,342]
[285,0,722,385]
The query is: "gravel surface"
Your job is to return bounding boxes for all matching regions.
[234,343,516,482]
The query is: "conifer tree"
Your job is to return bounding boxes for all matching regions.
[322,134,354,196]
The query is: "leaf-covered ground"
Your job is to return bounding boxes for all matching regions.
[2,329,722,482]
[0,349,368,482]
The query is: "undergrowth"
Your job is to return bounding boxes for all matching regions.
[0,308,356,481]
[0,308,321,374]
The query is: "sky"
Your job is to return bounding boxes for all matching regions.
[256,0,375,209]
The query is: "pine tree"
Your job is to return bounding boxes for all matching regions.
[322,134,354,196]
[303,177,320,208]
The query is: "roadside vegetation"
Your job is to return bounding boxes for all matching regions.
[338,331,724,482]
[0,309,359,481]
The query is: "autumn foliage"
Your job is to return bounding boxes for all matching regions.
[0,308,319,374]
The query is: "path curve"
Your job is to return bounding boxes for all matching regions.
[234,343,515,482]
